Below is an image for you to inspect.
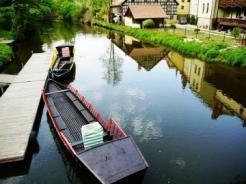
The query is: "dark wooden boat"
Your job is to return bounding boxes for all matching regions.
[49,45,75,81]
[42,79,148,184]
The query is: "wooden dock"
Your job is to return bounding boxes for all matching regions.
[0,74,16,86]
[0,52,51,163]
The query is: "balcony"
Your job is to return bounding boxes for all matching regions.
[218,18,246,28]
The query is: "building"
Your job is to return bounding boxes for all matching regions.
[217,0,246,29]
[108,33,169,71]
[124,5,168,28]
[110,0,179,27]
[189,0,218,29]
[167,51,246,125]
[177,0,191,23]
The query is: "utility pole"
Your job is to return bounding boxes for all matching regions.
[196,0,200,29]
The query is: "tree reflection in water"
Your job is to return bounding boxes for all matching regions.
[101,41,123,86]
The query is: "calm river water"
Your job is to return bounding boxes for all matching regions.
[1,22,246,184]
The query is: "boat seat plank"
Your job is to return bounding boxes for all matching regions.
[71,140,83,147]
[49,105,60,118]
[66,92,77,101]
[81,110,95,122]
[73,100,85,111]
[55,117,66,130]
[77,137,147,184]
[46,89,69,95]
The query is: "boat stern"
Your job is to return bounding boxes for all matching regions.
[77,136,148,184]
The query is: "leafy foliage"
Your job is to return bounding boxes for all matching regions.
[58,1,81,22]
[0,30,13,40]
[0,6,14,29]
[0,44,12,69]
[231,27,242,39]
[143,19,155,28]
[187,15,198,25]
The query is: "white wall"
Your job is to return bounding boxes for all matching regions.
[189,0,199,16]
[124,17,141,28]
[189,0,218,29]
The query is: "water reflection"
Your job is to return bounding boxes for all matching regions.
[167,52,246,126]
[108,32,169,71]
[100,41,123,86]
[1,23,246,184]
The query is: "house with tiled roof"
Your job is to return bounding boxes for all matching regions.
[189,0,245,30]
[217,0,246,29]
[110,0,178,28]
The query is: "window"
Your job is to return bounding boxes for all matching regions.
[207,3,209,13]
[198,67,200,76]
[181,5,184,9]
[182,0,184,2]
[194,65,197,74]
[202,3,205,13]
[187,0,190,2]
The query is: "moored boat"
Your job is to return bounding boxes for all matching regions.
[49,45,75,81]
[42,79,148,184]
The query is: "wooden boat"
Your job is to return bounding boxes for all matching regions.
[49,45,75,81]
[42,79,148,184]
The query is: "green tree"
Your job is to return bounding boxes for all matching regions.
[11,0,51,40]
[231,27,242,39]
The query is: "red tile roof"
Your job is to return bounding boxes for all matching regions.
[219,0,246,8]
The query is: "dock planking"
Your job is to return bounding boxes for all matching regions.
[0,52,51,163]
[0,74,16,86]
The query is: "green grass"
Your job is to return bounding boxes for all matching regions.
[153,28,239,46]
[94,20,246,68]
[0,30,13,40]
[0,44,13,69]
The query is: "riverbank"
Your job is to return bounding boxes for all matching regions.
[0,44,12,69]
[0,30,13,69]
[93,20,246,68]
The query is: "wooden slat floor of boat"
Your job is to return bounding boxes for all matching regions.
[47,82,91,143]
[47,81,112,153]
[0,53,52,163]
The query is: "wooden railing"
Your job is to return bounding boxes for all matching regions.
[67,84,127,139]
[218,18,246,28]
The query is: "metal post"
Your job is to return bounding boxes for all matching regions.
[196,0,200,29]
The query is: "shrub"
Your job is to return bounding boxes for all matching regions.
[143,19,155,28]
[231,27,241,39]
[0,30,13,40]
[0,44,12,69]
[189,15,198,25]
[205,49,219,59]
[221,47,246,66]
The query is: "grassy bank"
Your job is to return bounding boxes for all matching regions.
[0,30,13,40]
[94,20,246,67]
[0,30,13,69]
[0,44,12,69]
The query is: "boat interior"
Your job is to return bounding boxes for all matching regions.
[45,80,113,154]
